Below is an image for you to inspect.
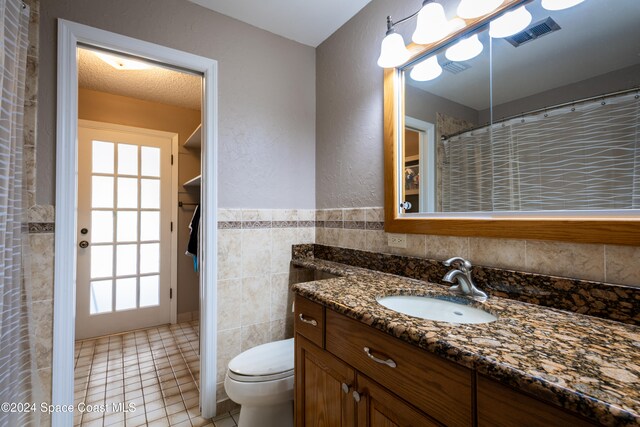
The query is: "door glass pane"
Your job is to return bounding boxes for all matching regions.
[117,211,138,242]
[140,211,160,241]
[92,176,114,208]
[117,177,138,208]
[92,141,114,174]
[141,146,160,177]
[140,243,159,274]
[91,245,113,278]
[91,211,113,243]
[140,275,159,307]
[116,244,137,276]
[141,179,160,209]
[90,280,113,314]
[115,278,137,311]
[118,144,138,175]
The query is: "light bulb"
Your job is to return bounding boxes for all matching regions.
[489,6,532,38]
[541,0,585,11]
[410,55,442,81]
[457,0,504,19]
[445,34,484,62]
[412,2,451,45]
[94,52,152,70]
[377,31,411,68]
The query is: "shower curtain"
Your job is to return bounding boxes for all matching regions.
[440,91,640,212]
[0,0,41,425]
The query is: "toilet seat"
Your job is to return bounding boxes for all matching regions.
[227,338,294,383]
[227,368,294,382]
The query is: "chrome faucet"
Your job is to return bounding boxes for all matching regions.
[442,257,488,302]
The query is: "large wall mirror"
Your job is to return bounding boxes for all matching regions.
[384,0,640,245]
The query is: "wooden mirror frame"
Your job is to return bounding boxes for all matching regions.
[383,0,640,245]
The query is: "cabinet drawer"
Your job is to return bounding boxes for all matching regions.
[477,375,597,427]
[326,309,472,427]
[294,295,324,348]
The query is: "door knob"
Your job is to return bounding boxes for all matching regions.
[79,241,89,249]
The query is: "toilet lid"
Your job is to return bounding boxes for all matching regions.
[228,338,294,380]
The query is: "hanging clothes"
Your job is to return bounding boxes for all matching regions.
[185,204,200,272]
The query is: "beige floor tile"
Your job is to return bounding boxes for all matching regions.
[146,418,170,427]
[145,407,167,422]
[214,414,237,427]
[168,410,190,425]
[191,416,216,427]
[75,322,201,427]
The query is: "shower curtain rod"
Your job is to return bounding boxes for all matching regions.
[442,86,640,140]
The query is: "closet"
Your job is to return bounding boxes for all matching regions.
[177,123,201,322]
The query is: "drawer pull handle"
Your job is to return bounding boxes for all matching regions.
[298,313,318,326]
[363,347,397,368]
[341,383,350,394]
[352,391,361,403]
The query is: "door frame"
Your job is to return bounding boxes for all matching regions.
[53,20,218,425]
[405,116,435,213]
[76,119,179,330]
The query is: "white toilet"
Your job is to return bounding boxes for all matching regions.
[224,338,294,427]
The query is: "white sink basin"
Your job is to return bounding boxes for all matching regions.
[377,295,497,324]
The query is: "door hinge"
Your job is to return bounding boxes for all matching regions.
[171,221,173,232]
[170,288,173,299]
[171,154,174,165]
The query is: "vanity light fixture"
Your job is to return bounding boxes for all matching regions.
[94,51,152,71]
[410,55,443,81]
[457,0,504,19]
[445,34,484,62]
[377,0,467,68]
[541,0,585,10]
[489,5,532,38]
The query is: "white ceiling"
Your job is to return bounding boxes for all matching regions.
[78,48,202,110]
[187,0,372,47]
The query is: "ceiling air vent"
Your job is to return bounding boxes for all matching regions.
[442,61,471,74]
[505,17,561,47]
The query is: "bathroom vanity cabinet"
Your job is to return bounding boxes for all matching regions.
[294,294,597,427]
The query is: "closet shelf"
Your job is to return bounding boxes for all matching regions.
[184,124,201,149]
[183,175,201,187]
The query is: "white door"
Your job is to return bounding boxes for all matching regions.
[76,121,175,340]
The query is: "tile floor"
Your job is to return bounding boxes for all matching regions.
[74,321,239,427]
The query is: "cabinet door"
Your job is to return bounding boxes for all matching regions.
[296,334,357,427]
[355,374,442,427]
[326,309,472,426]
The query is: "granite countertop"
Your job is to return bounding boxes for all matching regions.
[291,258,640,427]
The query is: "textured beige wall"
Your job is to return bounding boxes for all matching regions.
[38,0,316,208]
[78,88,202,316]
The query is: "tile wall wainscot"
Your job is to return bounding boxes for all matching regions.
[28,206,54,427]
[215,208,315,412]
[315,208,640,288]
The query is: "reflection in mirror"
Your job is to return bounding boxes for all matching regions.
[403,25,491,213]
[400,0,640,214]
